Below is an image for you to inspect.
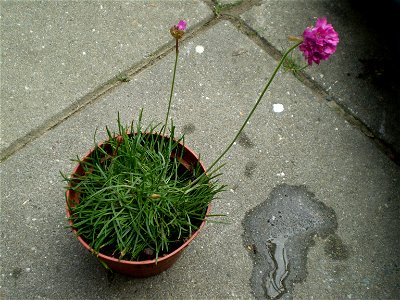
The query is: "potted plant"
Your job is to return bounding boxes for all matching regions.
[64,18,338,277]
[65,114,222,277]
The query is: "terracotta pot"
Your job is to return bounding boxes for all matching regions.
[66,133,211,277]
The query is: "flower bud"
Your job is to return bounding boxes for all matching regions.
[170,20,187,40]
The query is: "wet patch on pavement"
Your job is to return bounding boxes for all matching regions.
[182,123,196,135]
[11,267,23,280]
[324,233,350,260]
[242,184,341,299]
[237,131,254,148]
[244,161,258,178]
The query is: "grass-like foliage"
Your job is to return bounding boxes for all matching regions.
[64,114,224,261]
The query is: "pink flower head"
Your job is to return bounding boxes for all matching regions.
[176,20,187,31]
[170,20,187,40]
[299,17,339,65]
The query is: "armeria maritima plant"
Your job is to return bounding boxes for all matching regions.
[65,18,338,263]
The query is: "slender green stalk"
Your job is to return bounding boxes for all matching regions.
[163,40,179,136]
[64,39,304,262]
[205,41,303,173]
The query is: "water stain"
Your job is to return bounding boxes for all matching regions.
[182,123,196,135]
[264,237,289,299]
[244,161,258,177]
[238,131,254,148]
[11,267,22,280]
[243,184,338,299]
[10,267,23,288]
[324,233,350,260]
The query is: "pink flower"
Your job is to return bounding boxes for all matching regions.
[299,17,339,65]
[170,20,187,40]
[176,20,187,31]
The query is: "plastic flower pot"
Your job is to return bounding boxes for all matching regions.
[66,133,211,277]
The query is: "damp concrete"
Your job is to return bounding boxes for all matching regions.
[1,1,400,300]
[243,184,338,299]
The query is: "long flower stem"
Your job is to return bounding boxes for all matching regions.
[163,40,179,136]
[205,41,303,173]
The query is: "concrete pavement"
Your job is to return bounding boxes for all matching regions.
[1,1,399,299]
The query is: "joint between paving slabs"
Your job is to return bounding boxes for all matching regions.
[223,15,400,166]
[1,11,397,166]
[0,16,216,163]
[202,1,400,164]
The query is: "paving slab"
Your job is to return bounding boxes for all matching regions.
[0,0,212,153]
[1,19,399,299]
[241,0,400,155]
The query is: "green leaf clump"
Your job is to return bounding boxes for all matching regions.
[64,114,224,261]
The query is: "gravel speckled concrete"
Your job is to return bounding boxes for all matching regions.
[1,2,399,299]
[241,0,400,154]
[0,0,212,152]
